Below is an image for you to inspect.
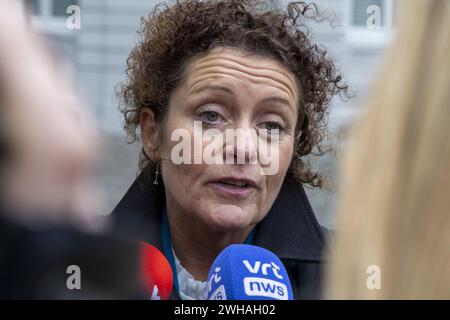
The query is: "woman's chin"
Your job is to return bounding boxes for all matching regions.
[207,204,253,231]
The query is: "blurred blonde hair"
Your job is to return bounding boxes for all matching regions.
[326,0,450,299]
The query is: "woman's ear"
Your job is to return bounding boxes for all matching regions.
[139,108,160,161]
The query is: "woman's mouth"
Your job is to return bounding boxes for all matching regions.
[208,178,258,199]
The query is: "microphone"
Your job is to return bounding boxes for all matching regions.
[207,244,293,300]
[139,242,173,300]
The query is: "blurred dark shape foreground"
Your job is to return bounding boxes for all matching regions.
[0,207,142,299]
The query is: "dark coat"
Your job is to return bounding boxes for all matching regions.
[111,174,329,300]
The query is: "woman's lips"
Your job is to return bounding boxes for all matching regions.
[208,181,256,199]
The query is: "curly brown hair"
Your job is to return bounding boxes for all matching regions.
[118,0,348,188]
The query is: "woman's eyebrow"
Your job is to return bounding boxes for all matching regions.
[191,84,234,96]
[190,84,296,113]
[260,96,294,110]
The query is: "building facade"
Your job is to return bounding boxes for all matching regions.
[25,0,395,224]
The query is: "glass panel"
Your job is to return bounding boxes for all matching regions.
[52,0,78,16]
[352,0,385,27]
[25,0,41,15]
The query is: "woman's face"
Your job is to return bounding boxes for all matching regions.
[142,47,299,232]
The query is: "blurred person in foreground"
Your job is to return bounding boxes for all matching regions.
[326,0,450,299]
[0,0,141,299]
[0,0,99,229]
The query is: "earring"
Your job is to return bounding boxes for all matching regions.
[153,162,160,185]
[144,147,151,159]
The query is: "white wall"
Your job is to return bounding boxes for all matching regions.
[75,0,161,133]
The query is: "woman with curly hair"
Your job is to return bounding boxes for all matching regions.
[112,0,348,300]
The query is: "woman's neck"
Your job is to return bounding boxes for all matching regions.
[167,207,253,281]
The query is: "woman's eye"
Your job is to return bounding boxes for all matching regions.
[263,121,285,132]
[199,111,222,123]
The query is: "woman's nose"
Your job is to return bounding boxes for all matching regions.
[223,125,258,165]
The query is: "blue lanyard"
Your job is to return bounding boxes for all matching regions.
[161,207,255,295]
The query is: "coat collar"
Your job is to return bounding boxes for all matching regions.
[111,173,325,263]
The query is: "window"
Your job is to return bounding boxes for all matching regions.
[345,0,394,47]
[352,0,386,28]
[26,0,78,17]
[24,0,79,35]
[52,0,77,16]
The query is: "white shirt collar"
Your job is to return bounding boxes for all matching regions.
[172,246,208,300]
